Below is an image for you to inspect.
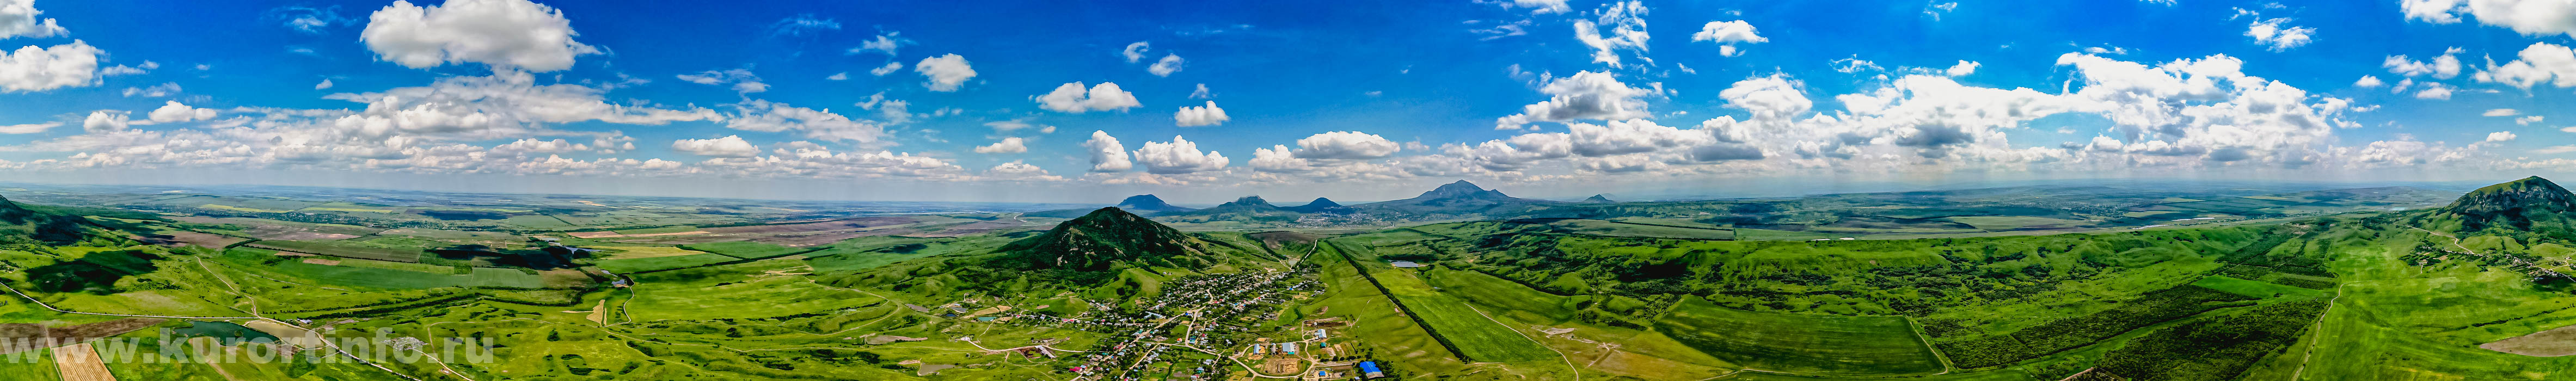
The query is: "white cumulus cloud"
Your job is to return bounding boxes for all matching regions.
[973,137,1027,153]
[360,0,599,72]
[0,0,68,39]
[1083,130,1132,172]
[670,135,760,157]
[1174,101,1229,127]
[913,54,976,91]
[0,40,100,93]
[1035,82,1140,113]
[1131,135,1229,174]
[146,101,217,123]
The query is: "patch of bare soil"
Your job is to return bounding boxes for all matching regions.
[2484,323,2576,357]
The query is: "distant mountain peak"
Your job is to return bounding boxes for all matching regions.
[1421,180,1508,199]
[1114,194,1193,212]
[1583,194,1616,204]
[1283,197,1349,214]
[1225,195,1273,206]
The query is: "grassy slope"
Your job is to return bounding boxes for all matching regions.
[1658,296,1947,376]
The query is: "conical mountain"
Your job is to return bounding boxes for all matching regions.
[997,207,1218,272]
[1160,196,1302,223]
[1114,194,1197,213]
[1358,180,1560,216]
[1284,198,1351,213]
[1582,194,1617,204]
[1026,194,1198,218]
[2431,176,2576,237]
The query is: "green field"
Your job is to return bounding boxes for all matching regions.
[246,240,422,262]
[1658,296,1947,376]
[593,253,741,273]
[1360,257,1562,362]
[679,241,809,259]
[262,261,544,289]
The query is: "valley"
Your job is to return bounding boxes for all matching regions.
[0,178,2567,380]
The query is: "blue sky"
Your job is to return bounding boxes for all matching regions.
[0,0,2572,203]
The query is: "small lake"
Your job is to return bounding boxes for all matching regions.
[1389,261,1426,268]
[169,321,281,346]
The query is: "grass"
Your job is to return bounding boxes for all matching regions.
[265,261,543,289]
[679,241,808,260]
[1308,243,1473,376]
[1658,296,1947,376]
[245,241,421,262]
[2188,275,2321,298]
[331,257,463,274]
[589,245,713,260]
[625,259,887,321]
[1348,246,1562,363]
[593,253,740,273]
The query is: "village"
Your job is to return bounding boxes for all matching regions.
[944,265,1397,380]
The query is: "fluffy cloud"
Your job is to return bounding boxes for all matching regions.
[2485,108,2520,116]
[1494,71,1654,130]
[314,79,334,90]
[1290,131,1401,159]
[325,71,718,140]
[2244,17,2314,51]
[1148,54,1183,77]
[677,67,767,94]
[1190,83,1212,99]
[2384,48,2464,78]
[1573,1,1651,67]
[2402,0,2576,38]
[722,100,885,144]
[360,0,599,72]
[1082,130,1132,172]
[2473,42,2576,90]
[670,136,759,157]
[0,41,99,93]
[2488,131,2518,143]
[79,110,125,133]
[0,0,67,39]
[1173,101,1229,127]
[1719,74,1810,121]
[913,54,976,91]
[146,101,217,123]
[868,62,902,76]
[2519,115,2546,125]
[973,137,1027,153]
[1036,82,1141,113]
[1945,60,1980,77]
[1131,136,1229,174]
[1690,20,1764,57]
[2353,75,2384,88]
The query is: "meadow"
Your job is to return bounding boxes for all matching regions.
[1657,296,1947,376]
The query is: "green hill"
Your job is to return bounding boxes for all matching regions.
[2420,176,2576,239]
[997,207,1232,271]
